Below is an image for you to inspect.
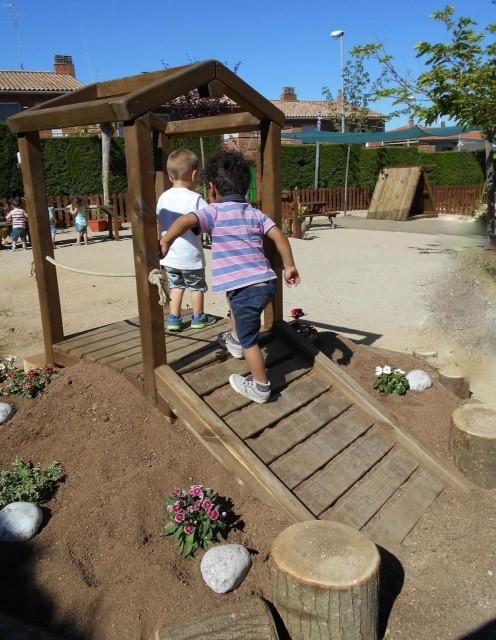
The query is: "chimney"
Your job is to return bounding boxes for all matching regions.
[281,87,297,102]
[440,121,446,128]
[54,55,76,78]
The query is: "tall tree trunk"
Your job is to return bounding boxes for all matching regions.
[484,132,495,249]
[101,122,114,205]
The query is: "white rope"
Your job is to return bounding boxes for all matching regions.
[45,255,135,277]
[148,268,170,305]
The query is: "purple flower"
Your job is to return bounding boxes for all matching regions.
[209,510,219,521]
[174,513,185,523]
[172,503,182,513]
[184,525,195,535]
[188,486,204,499]
[202,499,213,511]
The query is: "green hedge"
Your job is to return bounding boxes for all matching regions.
[0,122,485,197]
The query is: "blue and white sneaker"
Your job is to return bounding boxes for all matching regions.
[166,314,182,332]
[190,313,217,329]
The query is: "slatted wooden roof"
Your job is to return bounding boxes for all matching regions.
[7,60,285,134]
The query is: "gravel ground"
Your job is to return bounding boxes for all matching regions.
[1,211,494,405]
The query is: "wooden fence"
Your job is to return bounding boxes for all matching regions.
[431,184,484,215]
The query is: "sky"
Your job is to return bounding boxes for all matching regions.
[1,0,494,130]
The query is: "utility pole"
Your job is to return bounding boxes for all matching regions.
[3,2,24,70]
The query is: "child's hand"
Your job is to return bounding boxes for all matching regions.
[284,266,300,287]
[160,235,170,257]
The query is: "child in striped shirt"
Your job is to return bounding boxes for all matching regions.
[6,197,29,251]
[160,151,300,404]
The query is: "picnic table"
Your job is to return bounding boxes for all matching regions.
[292,200,336,239]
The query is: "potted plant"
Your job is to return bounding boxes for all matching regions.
[88,207,108,232]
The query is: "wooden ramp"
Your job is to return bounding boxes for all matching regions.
[52,316,472,551]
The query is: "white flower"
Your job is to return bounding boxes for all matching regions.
[5,355,17,363]
[394,369,405,375]
[383,365,392,375]
[375,366,383,376]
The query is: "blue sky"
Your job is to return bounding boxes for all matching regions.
[1,0,494,129]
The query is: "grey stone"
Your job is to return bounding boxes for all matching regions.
[200,544,252,593]
[406,369,433,391]
[0,402,14,425]
[0,502,43,542]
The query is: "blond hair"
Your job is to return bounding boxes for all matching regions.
[166,149,200,181]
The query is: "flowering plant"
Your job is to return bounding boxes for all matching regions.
[289,308,318,342]
[0,356,57,398]
[374,365,409,395]
[164,484,228,557]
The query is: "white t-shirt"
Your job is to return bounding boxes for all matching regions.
[156,187,207,270]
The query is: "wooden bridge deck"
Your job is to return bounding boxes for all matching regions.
[51,314,472,551]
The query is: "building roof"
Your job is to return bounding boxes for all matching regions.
[0,70,84,92]
[271,99,385,120]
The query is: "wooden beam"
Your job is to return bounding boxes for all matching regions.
[155,364,316,522]
[154,132,172,203]
[17,133,64,363]
[260,120,283,327]
[163,112,261,137]
[124,115,167,407]
[215,63,286,128]
[96,65,192,99]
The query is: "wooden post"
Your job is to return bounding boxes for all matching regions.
[260,120,282,329]
[153,132,172,202]
[124,115,167,407]
[17,133,64,364]
[450,404,496,488]
[270,521,380,640]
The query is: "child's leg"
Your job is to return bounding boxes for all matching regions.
[169,288,185,317]
[76,230,81,245]
[243,345,268,384]
[83,229,88,245]
[190,290,204,317]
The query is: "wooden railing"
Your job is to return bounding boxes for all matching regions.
[431,184,484,215]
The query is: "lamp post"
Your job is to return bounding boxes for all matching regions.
[331,29,345,133]
[314,110,322,188]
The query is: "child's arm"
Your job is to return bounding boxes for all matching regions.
[160,212,199,257]
[267,226,301,287]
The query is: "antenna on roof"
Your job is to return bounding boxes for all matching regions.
[80,24,94,83]
[2,2,24,70]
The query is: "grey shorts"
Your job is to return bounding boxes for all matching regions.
[164,267,207,293]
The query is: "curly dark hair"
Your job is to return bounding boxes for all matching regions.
[202,151,253,197]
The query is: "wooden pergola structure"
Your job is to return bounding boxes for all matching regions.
[8,60,286,408]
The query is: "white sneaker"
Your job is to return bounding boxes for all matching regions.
[229,374,271,404]
[218,332,243,359]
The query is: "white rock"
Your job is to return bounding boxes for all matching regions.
[0,402,14,424]
[0,502,43,543]
[200,544,251,593]
[406,369,433,391]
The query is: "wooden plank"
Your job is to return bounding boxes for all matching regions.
[366,470,445,547]
[206,356,313,421]
[275,321,474,494]
[249,389,353,464]
[106,348,143,373]
[295,433,393,516]
[85,334,143,363]
[157,112,262,138]
[324,449,419,530]
[55,321,132,353]
[172,345,228,376]
[227,370,331,439]
[66,326,139,359]
[155,364,315,523]
[184,338,293,396]
[270,410,374,489]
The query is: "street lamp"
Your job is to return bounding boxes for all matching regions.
[331,29,345,133]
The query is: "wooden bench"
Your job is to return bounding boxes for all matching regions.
[292,201,336,239]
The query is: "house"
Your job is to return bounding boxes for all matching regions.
[369,121,484,152]
[0,55,85,135]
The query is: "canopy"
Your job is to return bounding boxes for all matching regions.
[281,125,479,144]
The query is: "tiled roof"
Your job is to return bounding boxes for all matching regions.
[270,99,385,120]
[0,70,84,92]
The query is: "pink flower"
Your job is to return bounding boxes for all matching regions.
[172,503,182,512]
[170,489,180,498]
[291,308,305,319]
[27,370,38,379]
[42,365,54,374]
[202,499,213,511]
[188,486,204,498]
[174,513,185,523]
[209,509,219,521]
[194,500,202,510]
[184,525,195,535]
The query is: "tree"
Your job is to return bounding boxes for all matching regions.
[352,5,496,248]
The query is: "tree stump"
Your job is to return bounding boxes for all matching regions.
[270,521,380,640]
[450,404,496,488]
[413,346,438,360]
[155,596,279,640]
[438,364,470,399]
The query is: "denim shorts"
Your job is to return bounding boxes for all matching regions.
[227,281,276,349]
[164,267,207,293]
[12,228,27,243]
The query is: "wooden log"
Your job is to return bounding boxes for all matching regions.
[155,596,279,639]
[270,521,380,640]
[450,404,496,488]
[438,364,470,399]
[413,346,438,360]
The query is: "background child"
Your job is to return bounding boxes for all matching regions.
[157,149,217,332]
[6,197,29,251]
[71,196,88,246]
[160,151,300,404]
[48,206,57,248]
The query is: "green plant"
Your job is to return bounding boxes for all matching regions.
[0,457,65,508]
[164,484,228,557]
[374,365,410,395]
[0,355,57,398]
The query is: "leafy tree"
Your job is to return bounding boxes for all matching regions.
[352,6,496,248]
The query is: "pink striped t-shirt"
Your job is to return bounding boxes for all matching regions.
[194,201,277,292]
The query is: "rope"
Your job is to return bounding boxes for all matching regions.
[45,255,135,277]
[148,269,170,305]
